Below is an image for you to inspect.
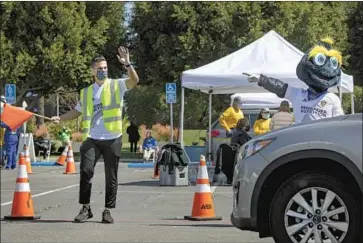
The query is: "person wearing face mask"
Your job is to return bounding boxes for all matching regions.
[51,46,139,224]
[253,108,271,136]
[219,96,244,138]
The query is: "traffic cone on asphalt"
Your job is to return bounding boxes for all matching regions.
[63,145,77,174]
[184,154,222,221]
[4,153,40,220]
[56,144,69,166]
[24,145,33,174]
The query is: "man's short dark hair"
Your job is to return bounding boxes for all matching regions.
[91,55,106,67]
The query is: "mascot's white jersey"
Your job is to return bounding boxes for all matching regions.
[285,86,344,123]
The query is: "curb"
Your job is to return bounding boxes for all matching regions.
[127,163,154,168]
[31,162,62,166]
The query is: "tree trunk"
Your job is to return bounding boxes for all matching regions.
[36,95,45,127]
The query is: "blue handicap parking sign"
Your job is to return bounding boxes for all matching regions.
[5,84,16,104]
[165,83,177,104]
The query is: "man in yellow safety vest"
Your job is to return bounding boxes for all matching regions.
[51,46,139,224]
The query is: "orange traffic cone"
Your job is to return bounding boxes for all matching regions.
[4,153,40,220]
[24,145,33,174]
[63,145,77,174]
[184,154,222,221]
[56,144,69,166]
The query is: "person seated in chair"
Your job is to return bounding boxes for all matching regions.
[35,132,51,160]
[142,130,157,162]
[230,118,251,147]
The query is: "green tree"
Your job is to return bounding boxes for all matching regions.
[0,2,36,99]
[1,2,109,106]
[342,86,363,114]
[128,2,253,127]
[260,2,350,53]
[130,2,241,84]
[85,2,127,78]
[124,85,168,127]
[128,2,355,128]
[347,2,363,86]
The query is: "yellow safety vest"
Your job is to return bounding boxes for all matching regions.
[80,79,123,141]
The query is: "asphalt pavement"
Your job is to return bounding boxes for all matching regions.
[1,163,274,243]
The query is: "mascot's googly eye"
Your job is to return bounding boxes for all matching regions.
[330,57,339,69]
[313,53,326,66]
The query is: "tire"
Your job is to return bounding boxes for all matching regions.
[269,171,362,243]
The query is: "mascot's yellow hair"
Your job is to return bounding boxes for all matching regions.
[321,37,334,45]
[308,37,343,67]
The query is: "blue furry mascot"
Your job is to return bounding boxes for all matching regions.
[248,37,344,123]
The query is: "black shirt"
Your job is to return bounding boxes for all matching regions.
[230,128,251,146]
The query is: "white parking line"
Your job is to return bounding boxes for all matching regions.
[1,184,79,206]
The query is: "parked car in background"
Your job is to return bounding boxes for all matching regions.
[231,113,362,243]
[205,93,291,161]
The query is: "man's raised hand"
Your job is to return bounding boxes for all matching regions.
[117,46,130,66]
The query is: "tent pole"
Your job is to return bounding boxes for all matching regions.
[351,93,355,114]
[179,87,185,147]
[208,90,212,163]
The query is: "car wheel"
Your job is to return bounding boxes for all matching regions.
[269,172,361,243]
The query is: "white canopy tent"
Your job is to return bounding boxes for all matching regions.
[179,30,355,160]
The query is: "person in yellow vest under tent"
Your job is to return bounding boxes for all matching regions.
[253,108,271,136]
[51,46,139,224]
[270,100,295,131]
[219,96,244,137]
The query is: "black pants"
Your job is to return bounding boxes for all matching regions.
[79,136,122,208]
[130,141,137,153]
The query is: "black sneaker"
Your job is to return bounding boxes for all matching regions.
[102,209,114,224]
[74,206,93,223]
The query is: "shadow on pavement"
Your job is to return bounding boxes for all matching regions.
[118,180,159,187]
[148,223,233,228]
[0,218,102,224]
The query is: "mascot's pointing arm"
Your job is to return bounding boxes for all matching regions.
[255,75,288,98]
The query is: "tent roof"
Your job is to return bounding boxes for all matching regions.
[181,30,354,94]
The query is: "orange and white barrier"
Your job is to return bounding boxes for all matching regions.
[24,145,33,174]
[56,144,69,166]
[184,154,222,221]
[4,153,40,220]
[63,145,77,174]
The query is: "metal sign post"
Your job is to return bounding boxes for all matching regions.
[22,101,28,133]
[166,83,177,143]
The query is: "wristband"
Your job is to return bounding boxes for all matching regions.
[125,64,131,68]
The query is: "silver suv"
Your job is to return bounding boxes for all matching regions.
[231,113,362,243]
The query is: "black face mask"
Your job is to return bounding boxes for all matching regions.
[96,70,108,81]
